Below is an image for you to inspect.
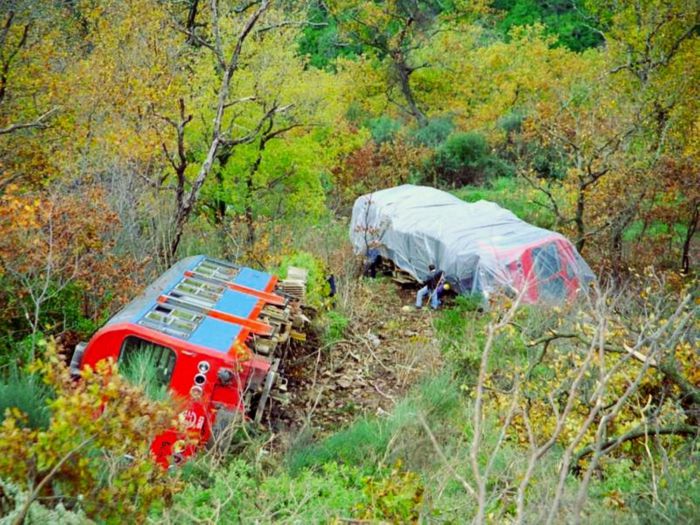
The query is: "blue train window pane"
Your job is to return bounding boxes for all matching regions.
[532,244,561,281]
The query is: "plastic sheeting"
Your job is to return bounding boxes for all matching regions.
[349,185,595,303]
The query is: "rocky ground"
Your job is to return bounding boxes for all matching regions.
[266,277,444,439]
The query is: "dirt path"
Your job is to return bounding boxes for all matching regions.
[269,278,444,437]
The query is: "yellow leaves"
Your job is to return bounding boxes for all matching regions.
[0,342,182,520]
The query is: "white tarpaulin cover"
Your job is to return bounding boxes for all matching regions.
[350,185,595,303]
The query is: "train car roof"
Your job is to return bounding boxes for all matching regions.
[105,255,280,353]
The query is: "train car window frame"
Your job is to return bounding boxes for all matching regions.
[531,243,562,281]
[119,336,177,390]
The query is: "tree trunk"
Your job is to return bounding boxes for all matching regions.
[575,183,586,253]
[165,1,270,261]
[681,203,698,273]
[245,137,267,250]
[185,0,200,45]
[213,147,232,225]
[393,53,427,127]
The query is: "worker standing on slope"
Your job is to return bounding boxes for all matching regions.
[416,264,444,309]
[363,240,382,278]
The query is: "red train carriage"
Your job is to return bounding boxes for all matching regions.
[350,185,595,303]
[70,255,305,466]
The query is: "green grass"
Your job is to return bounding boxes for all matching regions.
[119,351,170,402]
[287,373,461,474]
[452,177,556,228]
[0,366,53,429]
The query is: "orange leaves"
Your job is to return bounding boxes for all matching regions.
[333,139,430,208]
[0,184,146,332]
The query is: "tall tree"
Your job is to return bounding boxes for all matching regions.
[328,0,486,127]
[519,0,699,261]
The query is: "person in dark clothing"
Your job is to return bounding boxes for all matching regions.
[415,264,445,309]
[363,240,382,278]
[327,274,337,297]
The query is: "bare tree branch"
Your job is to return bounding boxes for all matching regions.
[0,107,58,135]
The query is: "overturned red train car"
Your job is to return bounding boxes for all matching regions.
[70,255,304,466]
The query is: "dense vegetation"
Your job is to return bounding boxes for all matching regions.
[0,0,697,523]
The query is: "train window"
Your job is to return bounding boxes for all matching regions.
[194,258,240,282]
[119,337,176,397]
[531,243,561,281]
[139,303,203,339]
[170,277,225,308]
[539,276,566,301]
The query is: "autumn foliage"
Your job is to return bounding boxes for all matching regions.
[0,0,697,521]
[0,342,181,522]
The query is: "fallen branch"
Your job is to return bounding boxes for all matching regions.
[571,424,698,474]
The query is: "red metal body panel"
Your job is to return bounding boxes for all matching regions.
[77,257,284,467]
[80,321,271,466]
[496,235,581,303]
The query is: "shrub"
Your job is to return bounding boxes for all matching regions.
[411,116,454,147]
[430,132,514,185]
[497,110,525,135]
[0,365,53,430]
[275,251,329,308]
[0,343,182,522]
[357,462,424,523]
[452,176,557,228]
[367,116,402,144]
[628,456,700,524]
[323,310,349,345]
[165,459,370,523]
[0,478,87,524]
[333,139,430,208]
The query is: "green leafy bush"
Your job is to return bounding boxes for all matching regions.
[275,251,329,308]
[494,0,603,52]
[452,177,557,228]
[323,310,349,345]
[166,459,369,523]
[596,454,700,524]
[430,132,514,185]
[297,2,363,70]
[357,463,424,523]
[367,116,402,144]
[411,116,454,147]
[497,110,525,135]
[0,344,181,522]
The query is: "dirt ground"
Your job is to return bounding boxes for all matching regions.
[266,277,444,438]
